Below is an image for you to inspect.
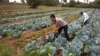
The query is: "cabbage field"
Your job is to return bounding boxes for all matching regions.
[0,8,88,38]
[22,9,100,56]
[0,7,100,56]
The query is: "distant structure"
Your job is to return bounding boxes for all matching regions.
[1,0,27,3]
[59,0,68,4]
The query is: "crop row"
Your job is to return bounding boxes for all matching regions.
[0,9,89,39]
[23,9,100,56]
[0,8,77,24]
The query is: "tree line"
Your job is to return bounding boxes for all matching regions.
[0,0,100,8]
[26,0,100,8]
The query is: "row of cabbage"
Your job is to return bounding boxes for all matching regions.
[0,9,88,38]
[67,9,100,56]
[23,9,98,56]
[0,8,87,24]
[0,9,72,23]
[0,9,70,38]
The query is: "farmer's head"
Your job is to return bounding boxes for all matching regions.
[80,11,83,15]
[50,14,56,23]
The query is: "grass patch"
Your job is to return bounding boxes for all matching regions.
[0,3,30,11]
[0,3,81,18]
[0,42,17,56]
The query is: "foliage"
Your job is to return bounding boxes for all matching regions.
[76,1,82,5]
[26,0,40,8]
[23,9,100,56]
[0,8,83,38]
[94,0,100,5]
[23,42,54,56]
[21,0,25,4]
[44,0,59,6]
[26,0,59,8]
[69,0,77,7]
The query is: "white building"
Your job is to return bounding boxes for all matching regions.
[59,0,95,4]
[3,0,27,3]
[59,0,68,4]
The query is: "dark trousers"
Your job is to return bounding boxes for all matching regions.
[84,19,89,25]
[53,25,70,41]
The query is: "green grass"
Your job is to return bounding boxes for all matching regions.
[0,3,31,18]
[0,3,30,11]
[0,3,81,18]
[0,42,17,56]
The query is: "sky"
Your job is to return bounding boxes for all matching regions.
[65,0,95,3]
[9,0,27,3]
[9,0,95,3]
[9,0,21,3]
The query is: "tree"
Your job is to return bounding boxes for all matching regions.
[76,0,81,5]
[26,0,59,8]
[21,0,25,4]
[44,0,59,6]
[64,0,67,3]
[69,0,76,7]
[26,0,40,8]
[94,0,100,5]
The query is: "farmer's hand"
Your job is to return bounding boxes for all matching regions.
[54,30,58,34]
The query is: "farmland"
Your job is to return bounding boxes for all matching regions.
[22,9,100,56]
[0,6,88,39]
[0,3,100,56]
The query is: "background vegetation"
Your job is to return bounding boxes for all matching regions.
[26,0,100,8]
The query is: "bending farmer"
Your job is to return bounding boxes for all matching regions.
[50,14,70,41]
[78,11,89,27]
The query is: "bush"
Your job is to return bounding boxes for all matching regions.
[26,0,59,8]
[62,4,69,7]
[44,0,59,6]
[69,0,76,7]
[26,0,40,8]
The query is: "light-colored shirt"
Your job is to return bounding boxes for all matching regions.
[78,12,89,23]
[56,18,67,27]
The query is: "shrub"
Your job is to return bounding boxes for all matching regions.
[69,0,76,7]
[44,0,59,6]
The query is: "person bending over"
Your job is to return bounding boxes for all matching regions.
[50,14,70,41]
[78,11,89,27]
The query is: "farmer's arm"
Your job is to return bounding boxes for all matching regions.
[56,20,60,29]
[54,20,60,34]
